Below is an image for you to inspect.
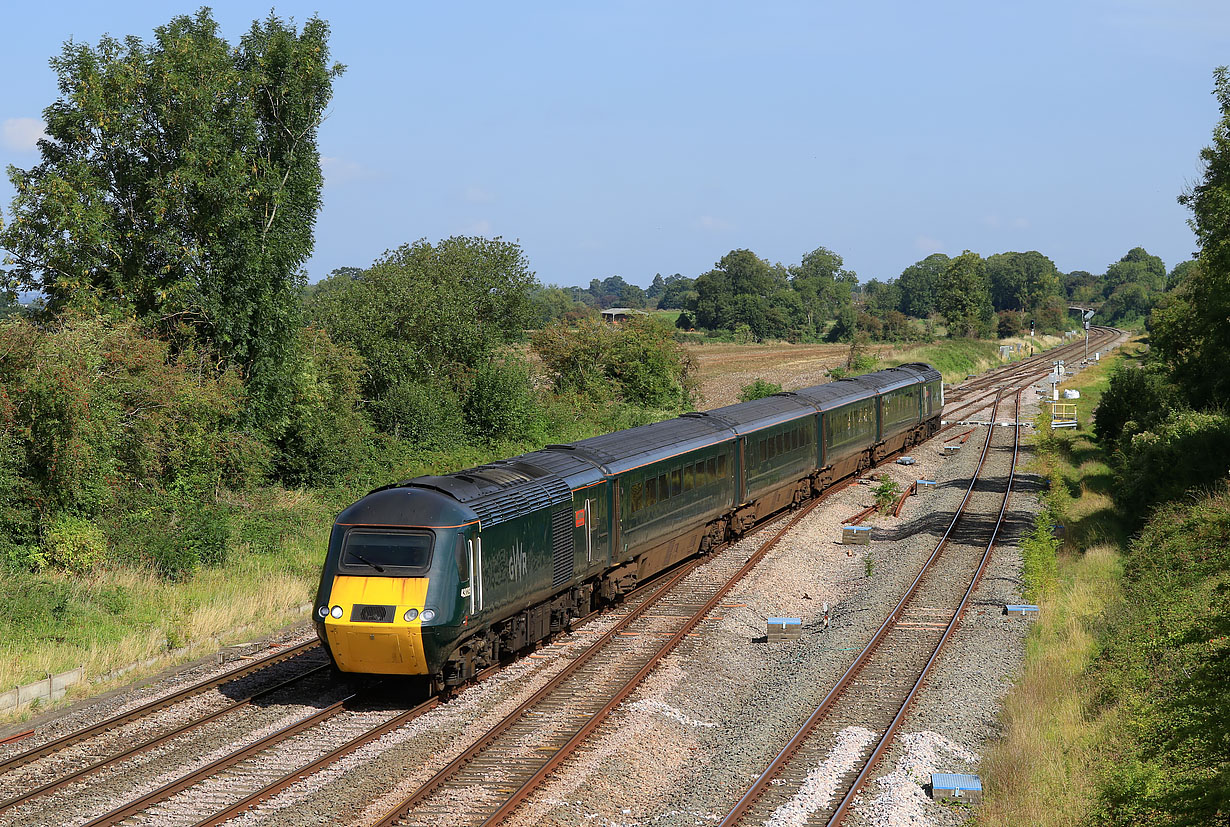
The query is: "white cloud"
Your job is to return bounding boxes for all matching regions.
[320,155,362,185]
[2,118,47,152]
[695,215,733,231]
[461,219,493,236]
[914,235,944,252]
[463,185,495,203]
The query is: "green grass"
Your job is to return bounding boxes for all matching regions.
[976,343,1131,827]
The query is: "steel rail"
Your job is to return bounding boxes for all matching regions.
[0,663,331,813]
[83,690,358,827]
[480,496,824,827]
[0,639,321,776]
[719,390,1008,826]
[823,388,1022,826]
[371,552,712,827]
[190,694,442,827]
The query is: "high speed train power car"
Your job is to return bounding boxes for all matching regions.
[312,363,942,691]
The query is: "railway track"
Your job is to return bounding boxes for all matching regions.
[719,388,1023,827]
[0,641,327,815]
[372,499,826,827]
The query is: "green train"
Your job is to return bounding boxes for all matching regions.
[313,363,942,689]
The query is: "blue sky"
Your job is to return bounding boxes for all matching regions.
[2,1,1228,288]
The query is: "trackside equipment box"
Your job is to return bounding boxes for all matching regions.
[1004,604,1040,617]
[842,525,871,545]
[931,773,982,803]
[766,617,802,642]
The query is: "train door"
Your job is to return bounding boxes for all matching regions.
[572,483,608,576]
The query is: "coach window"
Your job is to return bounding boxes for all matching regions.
[670,468,682,497]
[630,482,643,512]
[706,457,717,483]
[718,454,728,478]
[646,477,658,507]
[776,433,784,455]
[684,464,695,491]
[657,474,668,502]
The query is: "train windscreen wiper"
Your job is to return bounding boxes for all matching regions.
[347,552,385,573]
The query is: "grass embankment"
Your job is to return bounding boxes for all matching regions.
[979,340,1230,826]
[0,402,666,715]
[975,345,1127,826]
[884,333,1063,383]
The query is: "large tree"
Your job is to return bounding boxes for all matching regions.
[694,248,800,339]
[1103,247,1167,297]
[896,253,949,318]
[985,250,1061,312]
[0,9,343,427]
[1156,67,1230,407]
[937,251,994,337]
[306,236,537,434]
[789,245,857,335]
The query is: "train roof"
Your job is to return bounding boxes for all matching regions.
[335,485,477,530]
[403,460,573,529]
[698,394,818,435]
[788,376,877,409]
[850,362,941,393]
[561,414,734,475]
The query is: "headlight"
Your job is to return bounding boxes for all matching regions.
[403,608,419,622]
[317,606,328,619]
[330,605,343,619]
[420,609,436,623]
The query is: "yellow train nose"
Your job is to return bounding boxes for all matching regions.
[323,575,430,675]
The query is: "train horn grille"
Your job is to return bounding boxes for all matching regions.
[351,604,395,623]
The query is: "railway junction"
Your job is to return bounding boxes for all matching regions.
[0,327,1125,827]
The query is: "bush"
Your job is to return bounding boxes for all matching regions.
[372,380,466,450]
[274,327,373,486]
[532,318,698,410]
[462,357,543,444]
[43,513,107,574]
[1115,410,1230,522]
[1093,362,1181,450]
[1091,489,1230,826]
[738,378,783,402]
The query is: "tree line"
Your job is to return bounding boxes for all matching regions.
[533,244,1179,343]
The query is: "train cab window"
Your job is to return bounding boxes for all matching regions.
[630,482,643,512]
[707,457,717,482]
[455,535,469,580]
[341,529,432,575]
[670,468,682,497]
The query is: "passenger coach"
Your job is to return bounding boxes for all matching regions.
[313,363,943,689]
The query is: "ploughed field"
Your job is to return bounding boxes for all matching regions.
[687,342,888,407]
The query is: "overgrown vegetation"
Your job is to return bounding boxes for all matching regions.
[981,68,1230,823]
[738,378,783,402]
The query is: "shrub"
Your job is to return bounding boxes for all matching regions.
[873,478,901,514]
[43,513,107,574]
[1093,362,1181,450]
[372,380,466,450]
[1115,410,1230,522]
[532,318,698,410]
[274,327,373,486]
[462,357,543,444]
[738,379,783,403]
